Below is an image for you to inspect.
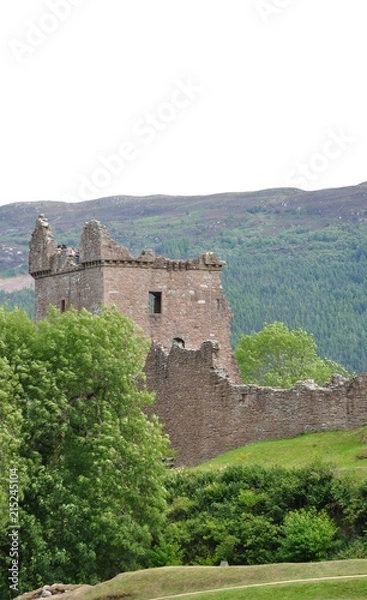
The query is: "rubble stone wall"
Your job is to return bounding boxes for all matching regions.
[146,341,367,466]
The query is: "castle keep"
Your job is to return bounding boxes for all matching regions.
[29,216,237,379]
[29,216,367,466]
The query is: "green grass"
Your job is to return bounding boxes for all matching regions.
[63,561,367,600]
[167,579,367,599]
[198,427,367,479]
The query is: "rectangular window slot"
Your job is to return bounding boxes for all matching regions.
[149,291,162,314]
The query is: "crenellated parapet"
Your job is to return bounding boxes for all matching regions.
[29,217,226,277]
[78,219,225,271]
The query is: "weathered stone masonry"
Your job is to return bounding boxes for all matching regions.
[29,216,367,466]
[29,216,237,380]
[146,342,367,466]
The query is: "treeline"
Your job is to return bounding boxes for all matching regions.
[222,223,367,373]
[155,464,367,566]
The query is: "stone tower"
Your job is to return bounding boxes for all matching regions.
[29,216,237,379]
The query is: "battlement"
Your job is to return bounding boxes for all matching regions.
[29,216,225,277]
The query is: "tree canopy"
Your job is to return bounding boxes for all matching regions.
[0,306,168,595]
[234,322,350,388]
[159,463,367,567]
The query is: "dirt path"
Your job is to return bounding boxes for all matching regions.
[150,573,367,600]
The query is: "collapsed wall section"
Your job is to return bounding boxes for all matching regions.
[146,341,367,466]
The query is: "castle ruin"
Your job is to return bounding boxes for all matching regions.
[29,216,367,466]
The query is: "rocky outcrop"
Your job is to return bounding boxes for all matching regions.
[14,583,91,600]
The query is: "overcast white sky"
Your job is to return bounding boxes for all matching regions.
[1,0,366,206]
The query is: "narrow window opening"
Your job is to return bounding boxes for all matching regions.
[149,291,162,314]
[61,299,66,313]
[216,298,221,311]
[172,337,185,348]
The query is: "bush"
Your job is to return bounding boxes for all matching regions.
[278,507,337,562]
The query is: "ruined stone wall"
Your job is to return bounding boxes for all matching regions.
[146,342,367,466]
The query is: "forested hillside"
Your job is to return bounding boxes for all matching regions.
[1,183,367,372]
[222,224,367,373]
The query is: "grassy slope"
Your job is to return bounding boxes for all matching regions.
[198,426,367,480]
[162,578,367,600]
[25,561,366,600]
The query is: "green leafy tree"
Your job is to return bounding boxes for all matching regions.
[0,358,25,530]
[235,322,350,388]
[0,307,169,594]
[0,308,34,532]
[278,507,337,561]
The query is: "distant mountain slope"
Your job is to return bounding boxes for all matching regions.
[1,182,367,372]
[1,181,367,266]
